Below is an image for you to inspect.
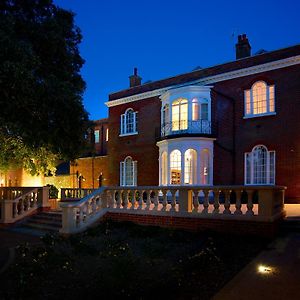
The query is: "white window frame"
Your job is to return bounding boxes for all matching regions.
[244,145,275,185]
[94,130,100,143]
[120,108,138,136]
[120,156,137,186]
[244,81,276,118]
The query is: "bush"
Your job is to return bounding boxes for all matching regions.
[47,184,59,199]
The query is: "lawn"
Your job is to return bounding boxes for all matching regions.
[0,221,269,299]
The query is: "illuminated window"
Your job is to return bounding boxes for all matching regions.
[192,99,199,121]
[120,156,137,186]
[245,145,275,185]
[106,128,109,141]
[120,108,138,135]
[200,149,210,184]
[184,149,197,184]
[94,130,100,143]
[172,98,188,131]
[170,150,181,184]
[244,81,275,117]
[161,152,168,185]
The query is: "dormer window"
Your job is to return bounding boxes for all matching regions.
[244,81,275,118]
[120,108,138,136]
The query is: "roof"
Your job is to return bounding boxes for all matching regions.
[109,44,300,101]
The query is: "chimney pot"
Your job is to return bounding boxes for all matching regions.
[129,67,142,87]
[236,33,251,59]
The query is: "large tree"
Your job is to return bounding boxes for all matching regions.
[0,0,90,175]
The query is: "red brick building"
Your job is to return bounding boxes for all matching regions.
[104,35,300,202]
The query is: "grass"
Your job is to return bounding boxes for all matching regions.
[0,221,269,299]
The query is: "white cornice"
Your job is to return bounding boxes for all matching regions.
[105,55,300,108]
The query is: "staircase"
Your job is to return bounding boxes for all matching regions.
[10,211,62,236]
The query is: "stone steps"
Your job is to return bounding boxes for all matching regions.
[11,211,62,236]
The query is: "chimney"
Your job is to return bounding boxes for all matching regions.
[235,34,251,59]
[129,67,142,87]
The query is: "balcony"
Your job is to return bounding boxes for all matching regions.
[159,120,216,139]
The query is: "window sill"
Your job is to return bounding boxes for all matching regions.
[119,132,138,137]
[243,112,276,119]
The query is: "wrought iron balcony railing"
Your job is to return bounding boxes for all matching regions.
[161,120,213,137]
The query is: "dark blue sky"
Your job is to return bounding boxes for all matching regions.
[55,0,300,120]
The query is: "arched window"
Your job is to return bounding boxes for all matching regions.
[244,81,275,117]
[120,108,138,135]
[184,149,197,184]
[120,156,137,186]
[245,145,275,185]
[170,150,181,184]
[200,149,210,185]
[172,98,188,131]
[161,152,168,185]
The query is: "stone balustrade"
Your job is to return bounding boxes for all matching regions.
[60,185,286,234]
[0,186,49,224]
[61,188,95,201]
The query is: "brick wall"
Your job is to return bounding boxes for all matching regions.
[71,156,109,188]
[213,65,300,200]
[108,97,161,186]
[105,212,280,238]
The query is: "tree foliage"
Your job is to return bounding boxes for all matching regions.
[0,0,90,175]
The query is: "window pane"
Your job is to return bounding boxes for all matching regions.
[201,103,208,120]
[94,130,100,143]
[269,85,275,112]
[200,149,209,185]
[245,90,251,115]
[172,102,180,131]
[105,128,109,141]
[253,82,267,115]
[253,146,267,184]
[170,150,181,184]
[245,153,251,184]
[161,152,167,185]
[184,149,196,184]
[125,157,134,186]
[192,99,199,121]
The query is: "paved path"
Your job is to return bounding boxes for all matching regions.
[0,229,41,273]
[213,232,300,300]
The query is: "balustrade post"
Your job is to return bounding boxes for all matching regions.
[138,190,144,209]
[1,200,14,223]
[213,189,220,214]
[223,190,231,214]
[153,190,159,211]
[170,190,177,212]
[258,188,284,219]
[145,190,151,210]
[116,191,122,208]
[234,190,242,215]
[246,190,254,216]
[162,189,168,211]
[60,206,77,234]
[192,190,200,213]
[131,190,137,210]
[178,188,193,213]
[38,186,50,208]
[202,189,209,214]
[124,190,129,209]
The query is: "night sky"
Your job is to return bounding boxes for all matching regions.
[54,0,300,121]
